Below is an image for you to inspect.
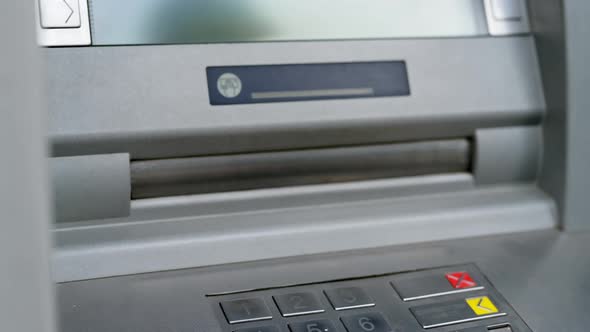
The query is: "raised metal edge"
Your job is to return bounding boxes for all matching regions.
[227,315,273,325]
[323,289,377,311]
[422,313,507,329]
[53,184,555,283]
[333,303,376,311]
[35,0,91,46]
[281,309,326,317]
[483,0,530,36]
[401,286,486,302]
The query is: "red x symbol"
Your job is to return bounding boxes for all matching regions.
[445,272,477,289]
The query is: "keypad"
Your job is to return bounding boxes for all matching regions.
[213,264,530,332]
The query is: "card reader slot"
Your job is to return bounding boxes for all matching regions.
[130,139,471,199]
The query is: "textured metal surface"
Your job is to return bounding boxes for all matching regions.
[56,230,590,332]
[52,154,131,222]
[45,37,544,159]
[562,0,590,230]
[130,140,470,199]
[0,1,56,332]
[474,126,541,185]
[208,264,527,332]
[65,174,474,226]
[531,0,590,231]
[52,184,554,282]
[530,0,567,229]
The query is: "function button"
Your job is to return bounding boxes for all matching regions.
[490,0,522,20]
[220,298,273,324]
[341,312,393,332]
[39,0,81,28]
[324,287,375,311]
[466,296,500,316]
[410,295,506,329]
[391,269,483,301]
[446,272,478,289]
[234,326,280,332]
[273,292,325,317]
[289,319,338,332]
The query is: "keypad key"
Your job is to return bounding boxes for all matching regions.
[289,319,338,332]
[220,298,273,324]
[410,295,506,329]
[324,287,375,311]
[234,326,280,332]
[274,292,325,317]
[341,312,393,332]
[391,269,484,302]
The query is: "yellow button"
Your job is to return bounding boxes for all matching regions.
[466,296,499,316]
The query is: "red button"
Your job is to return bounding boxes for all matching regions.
[445,272,477,289]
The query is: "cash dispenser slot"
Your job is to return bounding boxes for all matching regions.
[130,139,470,199]
[50,126,542,223]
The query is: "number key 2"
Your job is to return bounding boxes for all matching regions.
[274,292,325,317]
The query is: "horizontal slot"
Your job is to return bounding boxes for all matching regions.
[251,88,375,100]
[130,139,471,199]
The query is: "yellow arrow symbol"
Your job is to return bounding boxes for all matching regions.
[466,296,499,316]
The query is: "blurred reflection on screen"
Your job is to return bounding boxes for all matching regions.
[90,0,488,45]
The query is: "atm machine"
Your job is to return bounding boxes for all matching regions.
[2,0,590,331]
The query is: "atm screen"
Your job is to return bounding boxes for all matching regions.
[88,0,488,45]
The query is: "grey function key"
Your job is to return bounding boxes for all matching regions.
[391,269,484,301]
[410,295,506,329]
[220,298,273,324]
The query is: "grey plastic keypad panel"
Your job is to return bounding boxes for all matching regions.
[209,264,532,332]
